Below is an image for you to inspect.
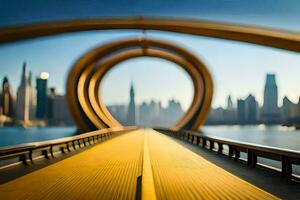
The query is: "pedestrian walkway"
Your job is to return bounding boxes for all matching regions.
[0,129,278,200]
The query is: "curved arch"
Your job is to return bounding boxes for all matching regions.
[89,49,203,129]
[67,37,213,132]
[1,17,300,52]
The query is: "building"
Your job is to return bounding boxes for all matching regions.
[28,71,37,120]
[164,99,184,126]
[0,77,14,117]
[245,94,258,123]
[36,72,49,119]
[138,101,151,127]
[237,99,246,124]
[206,107,226,124]
[107,105,128,125]
[103,82,184,128]
[47,88,73,126]
[225,95,236,122]
[227,95,233,111]
[137,100,164,127]
[205,96,236,124]
[281,96,299,122]
[261,74,280,123]
[107,97,184,128]
[127,82,136,125]
[47,88,55,120]
[15,62,36,123]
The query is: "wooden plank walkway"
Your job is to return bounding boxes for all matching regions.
[0,129,278,200]
[0,130,144,200]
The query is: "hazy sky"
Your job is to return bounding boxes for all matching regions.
[0,0,300,110]
[101,57,194,109]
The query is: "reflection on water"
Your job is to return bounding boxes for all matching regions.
[0,127,76,147]
[202,125,300,151]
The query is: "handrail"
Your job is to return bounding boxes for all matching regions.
[0,126,136,167]
[185,131,300,159]
[155,128,300,180]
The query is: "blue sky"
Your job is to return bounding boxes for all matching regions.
[0,0,300,110]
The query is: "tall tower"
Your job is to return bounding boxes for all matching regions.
[227,95,233,111]
[0,77,14,117]
[28,70,36,120]
[262,74,280,123]
[15,62,36,124]
[36,72,49,119]
[16,62,30,122]
[127,82,136,125]
[237,99,246,124]
[245,94,258,123]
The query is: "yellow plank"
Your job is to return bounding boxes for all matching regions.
[0,130,144,200]
[142,129,157,200]
[145,129,279,200]
[0,129,279,200]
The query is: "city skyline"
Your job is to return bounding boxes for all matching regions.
[207,73,300,126]
[107,83,184,127]
[106,73,300,127]
[1,28,300,109]
[2,63,300,122]
[0,63,73,127]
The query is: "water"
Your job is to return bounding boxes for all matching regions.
[0,127,77,147]
[202,125,300,151]
[1,125,299,151]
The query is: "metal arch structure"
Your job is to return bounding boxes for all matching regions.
[0,17,300,132]
[0,17,300,52]
[67,37,213,132]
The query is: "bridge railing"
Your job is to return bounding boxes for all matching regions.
[156,128,300,180]
[0,126,136,168]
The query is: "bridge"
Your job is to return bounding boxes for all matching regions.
[1,16,300,199]
[0,128,286,199]
[1,127,300,199]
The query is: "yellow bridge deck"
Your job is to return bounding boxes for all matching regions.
[0,129,278,200]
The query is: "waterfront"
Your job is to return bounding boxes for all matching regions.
[202,125,300,151]
[1,125,299,151]
[203,125,300,174]
[0,127,76,147]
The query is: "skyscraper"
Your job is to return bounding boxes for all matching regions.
[127,82,136,125]
[36,72,49,119]
[245,94,258,123]
[28,71,36,120]
[0,77,14,117]
[15,62,36,123]
[136,99,183,127]
[47,88,56,120]
[262,74,280,123]
[107,104,128,125]
[223,95,236,122]
[227,95,233,111]
[281,96,299,122]
[138,102,150,127]
[237,99,246,124]
[165,99,184,125]
[47,88,74,126]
